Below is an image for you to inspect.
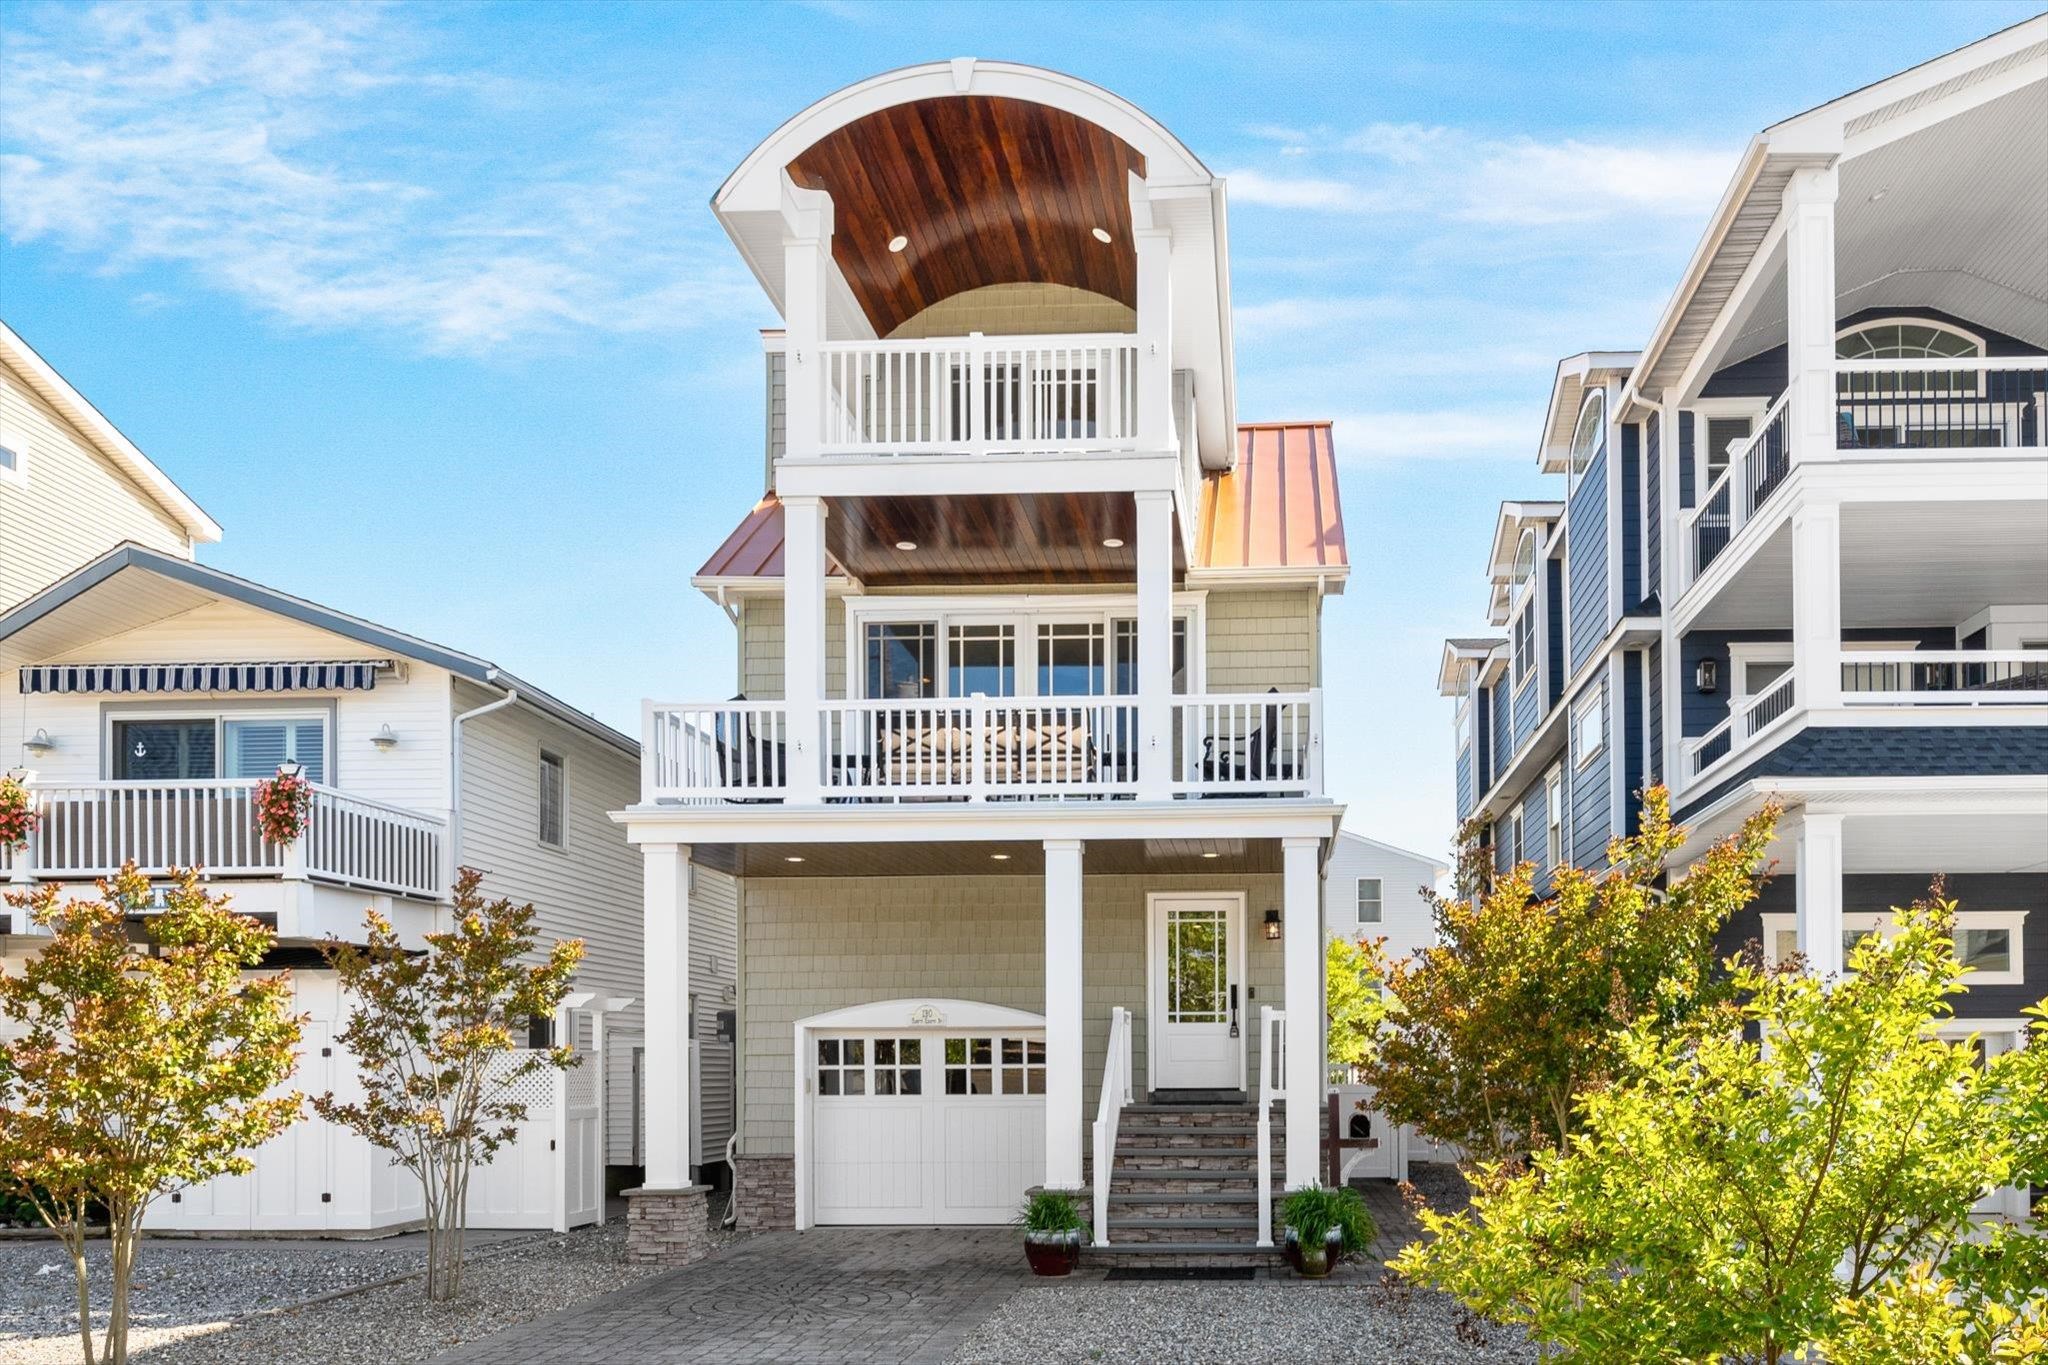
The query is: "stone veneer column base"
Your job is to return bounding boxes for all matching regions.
[733,1155,796,1230]
[624,1185,713,1265]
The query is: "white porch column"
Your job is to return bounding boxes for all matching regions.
[1130,174,1175,451]
[641,842,692,1190]
[1135,489,1175,800]
[1796,813,1845,979]
[1282,836,1322,1187]
[1791,499,1842,711]
[1043,839,1086,1189]
[780,178,833,460]
[1782,165,1839,465]
[782,494,827,803]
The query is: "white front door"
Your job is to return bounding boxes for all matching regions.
[1148,894,1246,1091]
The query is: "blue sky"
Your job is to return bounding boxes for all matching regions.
[1,0,2035,857]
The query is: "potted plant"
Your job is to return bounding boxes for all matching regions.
[253,764,311,847]
[1280,1184,1375,1279]
[1018,1188,1085,1276]
[0,771,37,851]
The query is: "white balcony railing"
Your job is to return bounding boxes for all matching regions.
[1841,650,2048,705]
[2,780,446,902]
[1679,358,2046,592]
[816,333,1143,457]
[1683,669,1798,783]
[641,690,1323,803]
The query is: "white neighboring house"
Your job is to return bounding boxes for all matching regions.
[1,544,738,1233]
[0,322,222,612]
[1322,830,1446,1184]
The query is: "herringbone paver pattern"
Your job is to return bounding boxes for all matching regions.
[429,1226,1031,1365]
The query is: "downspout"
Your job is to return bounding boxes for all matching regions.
[448,673,519,886]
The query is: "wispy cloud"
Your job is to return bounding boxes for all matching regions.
[1227,121,1732,228]
[1330,409,1531,463]
[0,3,755,354]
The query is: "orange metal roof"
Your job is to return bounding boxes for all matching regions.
[696,421,1347,581]
[1195,422,1347,574]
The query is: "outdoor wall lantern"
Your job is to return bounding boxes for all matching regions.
[1264,908,1282,941]
[371,724,400,751]
[23,729,55,758]
[1696,659,1719,694]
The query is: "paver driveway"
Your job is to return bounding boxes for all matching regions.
[429,1226,1032,1365]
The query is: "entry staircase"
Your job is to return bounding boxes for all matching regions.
[1084,1096,1287,1267]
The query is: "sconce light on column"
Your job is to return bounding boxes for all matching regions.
[371,725,399,751]
[1263,908,1282,941]
[1695,658,1719,694]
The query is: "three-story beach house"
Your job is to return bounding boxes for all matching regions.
[1,330,737,1234]
[617,60,1349,1265]
[1439,20,2048,1156]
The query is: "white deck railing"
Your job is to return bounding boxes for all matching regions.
[1682,390,1790,587]
[1090,1005,1134,1247]
[642,691,1322,803]
[817,333,1144,457]
[1684,669,1799,784]
[1256,1005,1286,1249]
[2,780,445,901]
[1840,650,2048,705]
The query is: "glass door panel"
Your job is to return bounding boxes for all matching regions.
[112,720,217,780]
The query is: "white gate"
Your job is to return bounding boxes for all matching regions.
[556,1009,603,1231]
[466,1049,558,1229]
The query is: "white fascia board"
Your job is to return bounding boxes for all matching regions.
[1539,354,1640,472]
[1185,565,1349,594]
[613,798,1344,847]
[774,450,1185,499]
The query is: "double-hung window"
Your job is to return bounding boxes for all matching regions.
[1545,766,1564,866]
[1572,687,1604,770]
[1512,607,1536,687]
[1356,877,1383,925]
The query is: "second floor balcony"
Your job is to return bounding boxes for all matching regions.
[2,777,448,904]
[641,691,1323,805]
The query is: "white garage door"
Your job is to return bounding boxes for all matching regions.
[810,1030,1046,1225]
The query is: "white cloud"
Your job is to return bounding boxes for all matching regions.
[0,4,754,354]
[1227,122,1733,228]
[1328,409,1531,462]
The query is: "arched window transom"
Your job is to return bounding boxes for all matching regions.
[1568,390,1605,479]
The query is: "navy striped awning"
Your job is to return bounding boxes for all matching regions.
[20,661,391,695]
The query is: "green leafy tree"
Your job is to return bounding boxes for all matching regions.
[1325,932,1387,1072]
[1357,787,1777,1162]
[1397,899,2041,1364]
[316,868,583,1302]
[0,867,303,1365]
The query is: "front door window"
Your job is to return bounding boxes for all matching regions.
[1166,904,1229,1024]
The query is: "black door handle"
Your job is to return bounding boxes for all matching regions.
[1229,984,1240,1038]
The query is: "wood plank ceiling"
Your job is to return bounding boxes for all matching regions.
[828,491,1185,586]
[787,95,1146,337]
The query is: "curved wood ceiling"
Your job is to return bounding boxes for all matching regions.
[787,95,1145,337]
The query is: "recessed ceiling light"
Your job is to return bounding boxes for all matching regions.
[1091,227,1113,244]
[888,234,909,253]
[990,853,1011,861]
[1101,537,1125,549]
[1201,851,1220,859]
[895,540,918,551]
[784,855,805,863]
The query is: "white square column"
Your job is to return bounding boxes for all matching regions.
[1044,838,1086,1189]
[1792,499,1842,711]
[782,494,827,802]
[1781,165,1839,465]
[1282,836,1323,1187]
[1135,489,1175,800]
[641,842,693,1190]
[1129,173,1174,451]
[1796,813,1846,979]
[780,178,833,460]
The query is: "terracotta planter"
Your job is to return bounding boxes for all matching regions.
[1025,1231,1082,1276]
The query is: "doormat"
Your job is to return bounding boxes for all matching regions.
[1104,1266,1257,1282]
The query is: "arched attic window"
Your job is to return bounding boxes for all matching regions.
[1835,319,1985,398]
[1511,529,1537,591]
[1568,389,1606,485]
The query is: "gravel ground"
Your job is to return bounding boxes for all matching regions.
[0,1206,748,1365]
[1405,1161,1476,1218]
[950,1277,1538,1365]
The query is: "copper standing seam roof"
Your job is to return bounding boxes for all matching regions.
[696,421,1348,581]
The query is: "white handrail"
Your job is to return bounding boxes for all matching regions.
[1090,1005,1134,1247]
[1257,1005,1287,1249]
[1840,649,2048,704]
[1685,669,1798,782]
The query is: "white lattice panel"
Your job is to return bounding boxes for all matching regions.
[490,1050,556,1118]
[565,1055,598,1108]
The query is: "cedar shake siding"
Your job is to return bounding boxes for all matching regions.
[735,873,1291,1156]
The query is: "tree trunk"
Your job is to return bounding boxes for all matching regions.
[61,1220,97,1365]
[106,1208,134,1365]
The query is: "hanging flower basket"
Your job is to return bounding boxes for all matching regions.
[254,770,311,847]
[0,774,38,851]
